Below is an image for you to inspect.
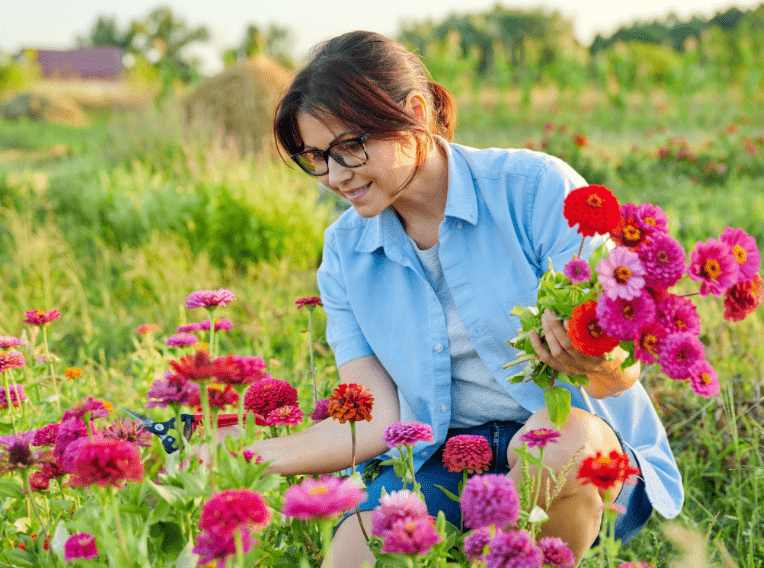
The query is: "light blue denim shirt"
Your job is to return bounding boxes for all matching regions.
[317,140,684,519]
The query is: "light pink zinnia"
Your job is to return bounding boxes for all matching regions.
[265,405,304,427]
[23,309,61,326]
[0,350,26,373]
[638,232,686,289]
[518,427,562,449]
[199,489,271,536]
[372,489,430,537]
[64,533,98,561]
[382,421,435,448]
[596,291,656,341]
[634,322,668,364]
[185,289,236,309]
[166,333,199,347]
[461,474,520,530]
[688,360,720,398]
[281,475,367,520]
[563,257,592,284]
[687,238,738,296]
[658,332,705,381]
[719,227,760,283]
[381,517,441,556]
[485,529,543,568]
[441,434,493,474]
[597,247,646,300]
[539,536,576,568]
[0,335,23,349]
[656,293,701,335]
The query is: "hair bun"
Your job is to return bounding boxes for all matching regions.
[427,81,456,141]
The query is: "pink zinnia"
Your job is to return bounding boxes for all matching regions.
[563,257,592,284]
[310,398,331,421]
[102,417,153,447]
[176,323,203,333]
[658,332,705,381]
[596,291,656,341]
[282,475,367,520]
[29,471,50,491]
[463,527,491,563]
[461,474,520,529]
[185,289,236,309]
[687,238,738,296]
[382,421,435,448]
[166,333,199,347]
[63,533,98,561]
[719,227,760,283]
[441,434,493,474]
[638,232,686,289]
[193,529,255,568]
[225,355,271,385]
[618,563,652,568]
[634,203,669,235]
[265,405,304,427]
[146,374,201,408]
[485,529,543,568]
[199,489,271,536]
[69,438,144,487]
[23,309,61,326]
[656,293,701,335]
[688,360,720,398]
[0,350,26,373]
[53,418,90,473]
[634,322,668,364]
[597,247,646,300]
[0,335,23,349]
[518,427,562,449]
[539,536,576,568]
[0,384,28,408]
[295,296,323,309]
[32,423,60,447]
[372,489,430,537]
[243,378,298,416]
[381,517,441,556]
[199,318,233,331]
[61,397,110,421]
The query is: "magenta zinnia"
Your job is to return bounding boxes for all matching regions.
[176,322,203,333]
[563,257,592,284]
[265,405,304,427]
[461,474,520,529]
[688,360,720,398]
[0,350,26,373]
[538,536,576,568]
[634,322,668,364]
[281,475,367,520]
[0,432,52,474]
[310,398,331,421]
[597,246,646,300]
[23,308,61,326]
[463,527,491,563]
[69,438,144,487]
[0,384,28,408]
[687,238,738,296]
[638,232,686,289]
[146,374,201,408]
[596,291,656,341]
[199,318,233,331]
[518,427,562,449]
[485,529,543,568]
[193,529,255,568]
[295,296,323,309]
[371,489,430,537]
[656,293,701,335]
[658,332,706,381]
[381,517,441,556]
[64,533,99,561]
[441,434,493,474]
[382,421,435,448]
[199,489,271,536]
[185,288,236,309]
[166,333,199,347]
[719,227,760,283]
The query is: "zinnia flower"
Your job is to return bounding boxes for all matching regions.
[102,417,152,447]
[723,274,763,322]
[295,296,323,309]
[64,367,83,380]
[206,383,239,410]
[176,323,203,333]
[0,335,23,349]
[199,489,271,536]
[596,291,656,341]
[0,432,52,475]
[64,533,99,561]
[538,536,576,568]
[69,438,144,487]
[29,471,50,492]
[327,383,374,424]
[634,322,668,365]
[53,418,90,473]
[146,374,201,408]
[199,318,233,331]
[265,405,304,427]
[135,323,159,335]
[23,309,61,326]
[243,378,298,416]
[719,227,760,283]
[563,185,621,237]
[461,474,520,529]
[656,293,701,335]
[484,529,543,568]
[441,434,493,474]
[0,383,28,408]
[186,289,236,309]
[166,333,199,347]
[577,450,640,491]
[281,475,367,520]
[518,428,561,449]
[382,421,434,448]
[216,354,271,385]
[567,300,620,357]
[597,247,646,300]
[638,232,686,289]
[658,332,705,381]
[618,562,652,568]
[0,350,26,373]
[32,423,60,447]
[61,397,110,422]
[168,350,230,382]
[563,257,592,284]
[310,398,331,421]
[193,529,255,568]
[463,527,491,563]
[688,360,720,398]
[687,238,738,296]
[634,203,669,235]
[371,489,430,537]
[381,517,441,556]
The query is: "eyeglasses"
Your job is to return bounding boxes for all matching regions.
[290,132,371,176]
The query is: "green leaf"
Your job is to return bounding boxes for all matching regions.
[0,478,23,499]
[0,549,34,567]
[150,521,185,556]
[433,484,461,503]
[545,386,571,427]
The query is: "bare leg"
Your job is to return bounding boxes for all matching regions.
[323,510,376,568]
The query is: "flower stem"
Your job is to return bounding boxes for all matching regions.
[199,384,214,492]
[237,386,246,451]
[235,528,245,568]
[110,486,130,565]
[350,422,357,473]
[208,308,216,359]
[308,308,318,406]
[41,326,60,412]
[3,371,18,434]
[23,473,45,531]
[577,236,585,259]
[406,445,421,499]
[320,518,334,568]
[530,447,545,539]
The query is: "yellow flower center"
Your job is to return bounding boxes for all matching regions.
[308,485,329,496]
[733,245,747,264]
[623,226,641,241]
[700,373,712,384]
[208,383,225,392]
[587,321,605,338]
[615,266,632,284]
[701,259,722,280]
[642,334,658,353]
[621,304,635,320]
[644,217,656,226]
[656,251,669,264]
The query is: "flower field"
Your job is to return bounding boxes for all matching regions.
[1,83,763,567]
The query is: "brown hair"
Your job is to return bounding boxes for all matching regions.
[273,31,456,190]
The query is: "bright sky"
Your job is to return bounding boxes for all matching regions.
[3,0,759,74]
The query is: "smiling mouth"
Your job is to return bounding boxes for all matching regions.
[344,182,370,200]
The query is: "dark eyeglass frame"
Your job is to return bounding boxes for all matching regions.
[290,132,372,176]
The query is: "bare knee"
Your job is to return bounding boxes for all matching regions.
[327,510,375,568]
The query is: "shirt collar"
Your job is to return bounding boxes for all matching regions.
[355,137,479,256]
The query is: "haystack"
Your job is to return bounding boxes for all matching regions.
[0,92,89,127]
[184,55,294,156]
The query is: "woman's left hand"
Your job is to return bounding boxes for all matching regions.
[529,309,639,399]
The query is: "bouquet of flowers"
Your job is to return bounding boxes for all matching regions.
[506,184,762,426]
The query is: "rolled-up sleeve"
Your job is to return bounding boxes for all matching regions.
[317,230,374,367]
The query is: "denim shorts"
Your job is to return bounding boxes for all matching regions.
[336,419,653,545]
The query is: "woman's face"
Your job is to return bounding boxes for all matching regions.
[296,112,418,218]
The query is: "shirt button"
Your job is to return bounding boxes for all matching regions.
[434,344,444,353]
[441,404,448,413]
[421,450,430,457]
[457,222,463,229]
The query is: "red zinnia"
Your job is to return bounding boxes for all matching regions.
[577,450,640,491]
[243,378,298,416]
[295,296,323,309]
[327,383,374,424]
[69,438,144,488]
[441,434,492,474]
[563,185,621,237]
[723,273,763,322]
[567,300,620,357]
[168,350,234,382]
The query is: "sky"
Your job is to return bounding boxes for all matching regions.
[3,0,760,74]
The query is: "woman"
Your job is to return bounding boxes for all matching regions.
[254,30,682,567]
